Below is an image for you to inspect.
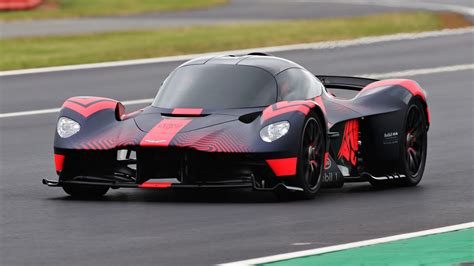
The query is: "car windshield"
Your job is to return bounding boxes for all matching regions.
[152,64,277,109]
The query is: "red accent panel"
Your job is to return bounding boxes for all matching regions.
[140,119,191,147]
[324,152,329,167]
[63,100,117,118]
[54,154,65,172]
[337,120,359,165]
[266,157,298,176]
[362,79,426,100]
[138,182,172,188]
[172,108,203,115]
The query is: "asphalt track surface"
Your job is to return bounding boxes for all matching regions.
[0,28,473,265]
[0,0,460,39]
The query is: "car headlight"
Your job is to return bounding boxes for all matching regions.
[57,117,80,138]
[260,121,290,142]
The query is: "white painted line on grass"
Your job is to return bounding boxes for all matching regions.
[1,63,472,119]
[362,64,474,79]
[0,27,472,77]
[0,98,153,118]
[220,222,474,266]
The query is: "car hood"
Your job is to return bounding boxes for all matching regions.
[133,107,264,133]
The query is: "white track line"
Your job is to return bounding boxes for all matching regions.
[1,63,472,119]
[362,64,474,79]
[220,222,474,266]
[298,0,474,16]
[0,99,153,118]
[0,27,472,77]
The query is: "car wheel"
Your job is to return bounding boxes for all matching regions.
[62,184,109,198]
[293,112,326,199]
[399,99,428,186]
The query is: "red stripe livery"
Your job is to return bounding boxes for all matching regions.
[266,157,298,176]
[262,101,317,121]
[362,79,426,100]
[140,119,191,147]
[62,97,117,118]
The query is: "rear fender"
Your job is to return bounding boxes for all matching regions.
[359,79,430,126]
[355,79,430,175]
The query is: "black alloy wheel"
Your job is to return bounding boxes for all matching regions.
[400,99,428,186]
[291,113,326,199]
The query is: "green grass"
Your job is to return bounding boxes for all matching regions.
[0,0,227,21]
[261,228,474,266]
[0,12,471,71]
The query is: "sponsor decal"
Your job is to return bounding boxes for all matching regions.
[140,119,192,147]
[322,171,339,183]
[383,131,399,145]
[322,155,343,184]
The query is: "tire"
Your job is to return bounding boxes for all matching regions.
[289,112,326,199]
[62,184,109,198]
[398,98,428,186]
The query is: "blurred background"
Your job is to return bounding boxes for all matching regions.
[0,1,473,266]
[0,0,472,70]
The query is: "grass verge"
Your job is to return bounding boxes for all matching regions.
[0,0,227,21]
[0,12,471,71]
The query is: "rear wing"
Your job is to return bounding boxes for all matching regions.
[316,75,378,91]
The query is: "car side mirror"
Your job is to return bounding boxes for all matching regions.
[115,102,125,121]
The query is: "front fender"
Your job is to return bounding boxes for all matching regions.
[54,96,143,151]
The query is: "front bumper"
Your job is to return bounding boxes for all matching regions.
[52,146,299,190]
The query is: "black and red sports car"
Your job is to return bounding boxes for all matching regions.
[43,54,429,199]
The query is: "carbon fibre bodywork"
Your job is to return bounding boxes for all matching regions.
[45,55,429,193]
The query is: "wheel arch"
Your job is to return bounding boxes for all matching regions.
[413,95,430,129]
[308,104,330,162]
[360,79,430,128]
[309,105,328,135]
